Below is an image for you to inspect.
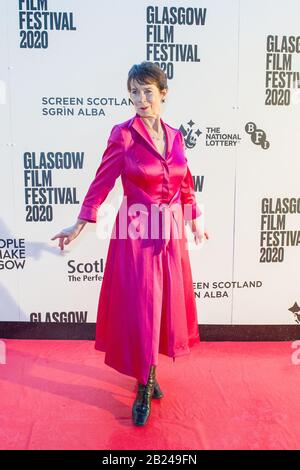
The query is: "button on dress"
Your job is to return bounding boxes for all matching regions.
[78,112,201,385]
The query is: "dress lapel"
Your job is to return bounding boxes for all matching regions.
[128,112,176,160]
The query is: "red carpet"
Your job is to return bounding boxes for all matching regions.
[0,339,299,450]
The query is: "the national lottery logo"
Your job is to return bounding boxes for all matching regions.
[289,301,300,324]
[179,120,241,149]
[245,122,270,149]
[179,120,202,149]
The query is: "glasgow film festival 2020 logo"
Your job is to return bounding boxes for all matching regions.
[145,6,206,78]
[18,0,76,49]
[265,35,300,106]
[259,198,300,263]
[23,151,83,222]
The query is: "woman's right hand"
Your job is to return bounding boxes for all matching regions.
[51,219,87,251]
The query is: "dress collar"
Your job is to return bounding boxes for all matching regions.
[128,112,176,160]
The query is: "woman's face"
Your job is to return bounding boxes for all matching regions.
[129,79,167,118]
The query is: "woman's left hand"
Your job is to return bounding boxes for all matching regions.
[187,218,209,245]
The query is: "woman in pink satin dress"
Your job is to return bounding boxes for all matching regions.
[51,61,209,426]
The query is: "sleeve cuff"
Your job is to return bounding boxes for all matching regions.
[77,205,98,223]
[182,203,202,221]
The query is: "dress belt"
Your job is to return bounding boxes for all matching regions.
[125,187,183,254]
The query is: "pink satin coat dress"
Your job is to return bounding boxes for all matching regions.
[78,112,201,385]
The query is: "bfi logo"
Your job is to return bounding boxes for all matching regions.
[245,122,270,149]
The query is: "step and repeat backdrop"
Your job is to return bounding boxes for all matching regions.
[0,0,299,336]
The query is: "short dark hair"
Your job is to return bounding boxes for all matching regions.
[127,61,168,101]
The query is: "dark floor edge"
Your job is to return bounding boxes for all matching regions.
[0,322,299,341]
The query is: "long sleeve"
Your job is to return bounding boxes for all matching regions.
[178,131,202,221]
[78,125,125,223]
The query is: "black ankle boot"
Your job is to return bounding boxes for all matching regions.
[132,365,156,426]
[152,379,164,399]
[135,378,164,399]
